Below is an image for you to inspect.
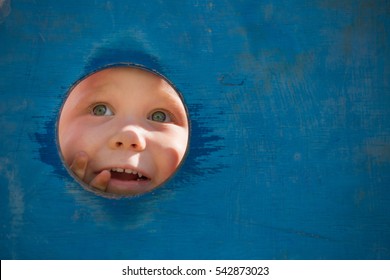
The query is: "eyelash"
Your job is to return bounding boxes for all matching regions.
[89,103,114,116]
[148,109,177,123]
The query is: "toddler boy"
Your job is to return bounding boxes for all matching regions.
[58,66,189,196]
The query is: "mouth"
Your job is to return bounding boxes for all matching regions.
[107,167,153,195]
[93,166,153,195]
[109,167,150,182]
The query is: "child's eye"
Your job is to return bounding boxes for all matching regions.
[91,104,114,116]
[148,110,173,123]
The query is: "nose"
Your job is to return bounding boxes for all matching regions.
[108,125,146,152]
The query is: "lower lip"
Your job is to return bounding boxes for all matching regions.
[107,178,153,195]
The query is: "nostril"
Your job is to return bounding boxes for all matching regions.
[114,142,139,149]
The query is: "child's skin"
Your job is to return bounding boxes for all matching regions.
[58,67,189,196]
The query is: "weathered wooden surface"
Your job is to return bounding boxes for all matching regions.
[0,0,389,259]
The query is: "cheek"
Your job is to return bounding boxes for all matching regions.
[152,129,188,182]
[156,147,182,182]
[59,124,101,165]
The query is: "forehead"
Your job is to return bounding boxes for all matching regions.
[78,67,176,95]
[66,67,183,107]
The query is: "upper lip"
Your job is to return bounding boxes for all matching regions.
[96,165,151,179]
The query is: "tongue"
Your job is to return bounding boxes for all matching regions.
[110,172,139,181]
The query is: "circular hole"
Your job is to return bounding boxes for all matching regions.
[57,65,190,198]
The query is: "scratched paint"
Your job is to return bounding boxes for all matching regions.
[0,0,389,259]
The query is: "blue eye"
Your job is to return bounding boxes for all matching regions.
[92,104,113,116]
[149,110,172,122]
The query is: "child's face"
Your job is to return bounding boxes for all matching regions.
[58,67,189,196]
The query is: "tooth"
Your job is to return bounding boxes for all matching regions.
[132,170,137,175]
[117,168,124,172]
[111,168,117,172]
[124,169,132,174]
[137,172,142,178]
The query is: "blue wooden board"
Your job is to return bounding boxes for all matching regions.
[1,0,389,259]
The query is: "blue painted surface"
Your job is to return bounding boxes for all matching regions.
[1,0,389,259]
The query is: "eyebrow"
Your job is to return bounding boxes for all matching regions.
[157,88,183,105]
[68,84,112,115]
[155,89,187,118]
[78,83,116,102]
